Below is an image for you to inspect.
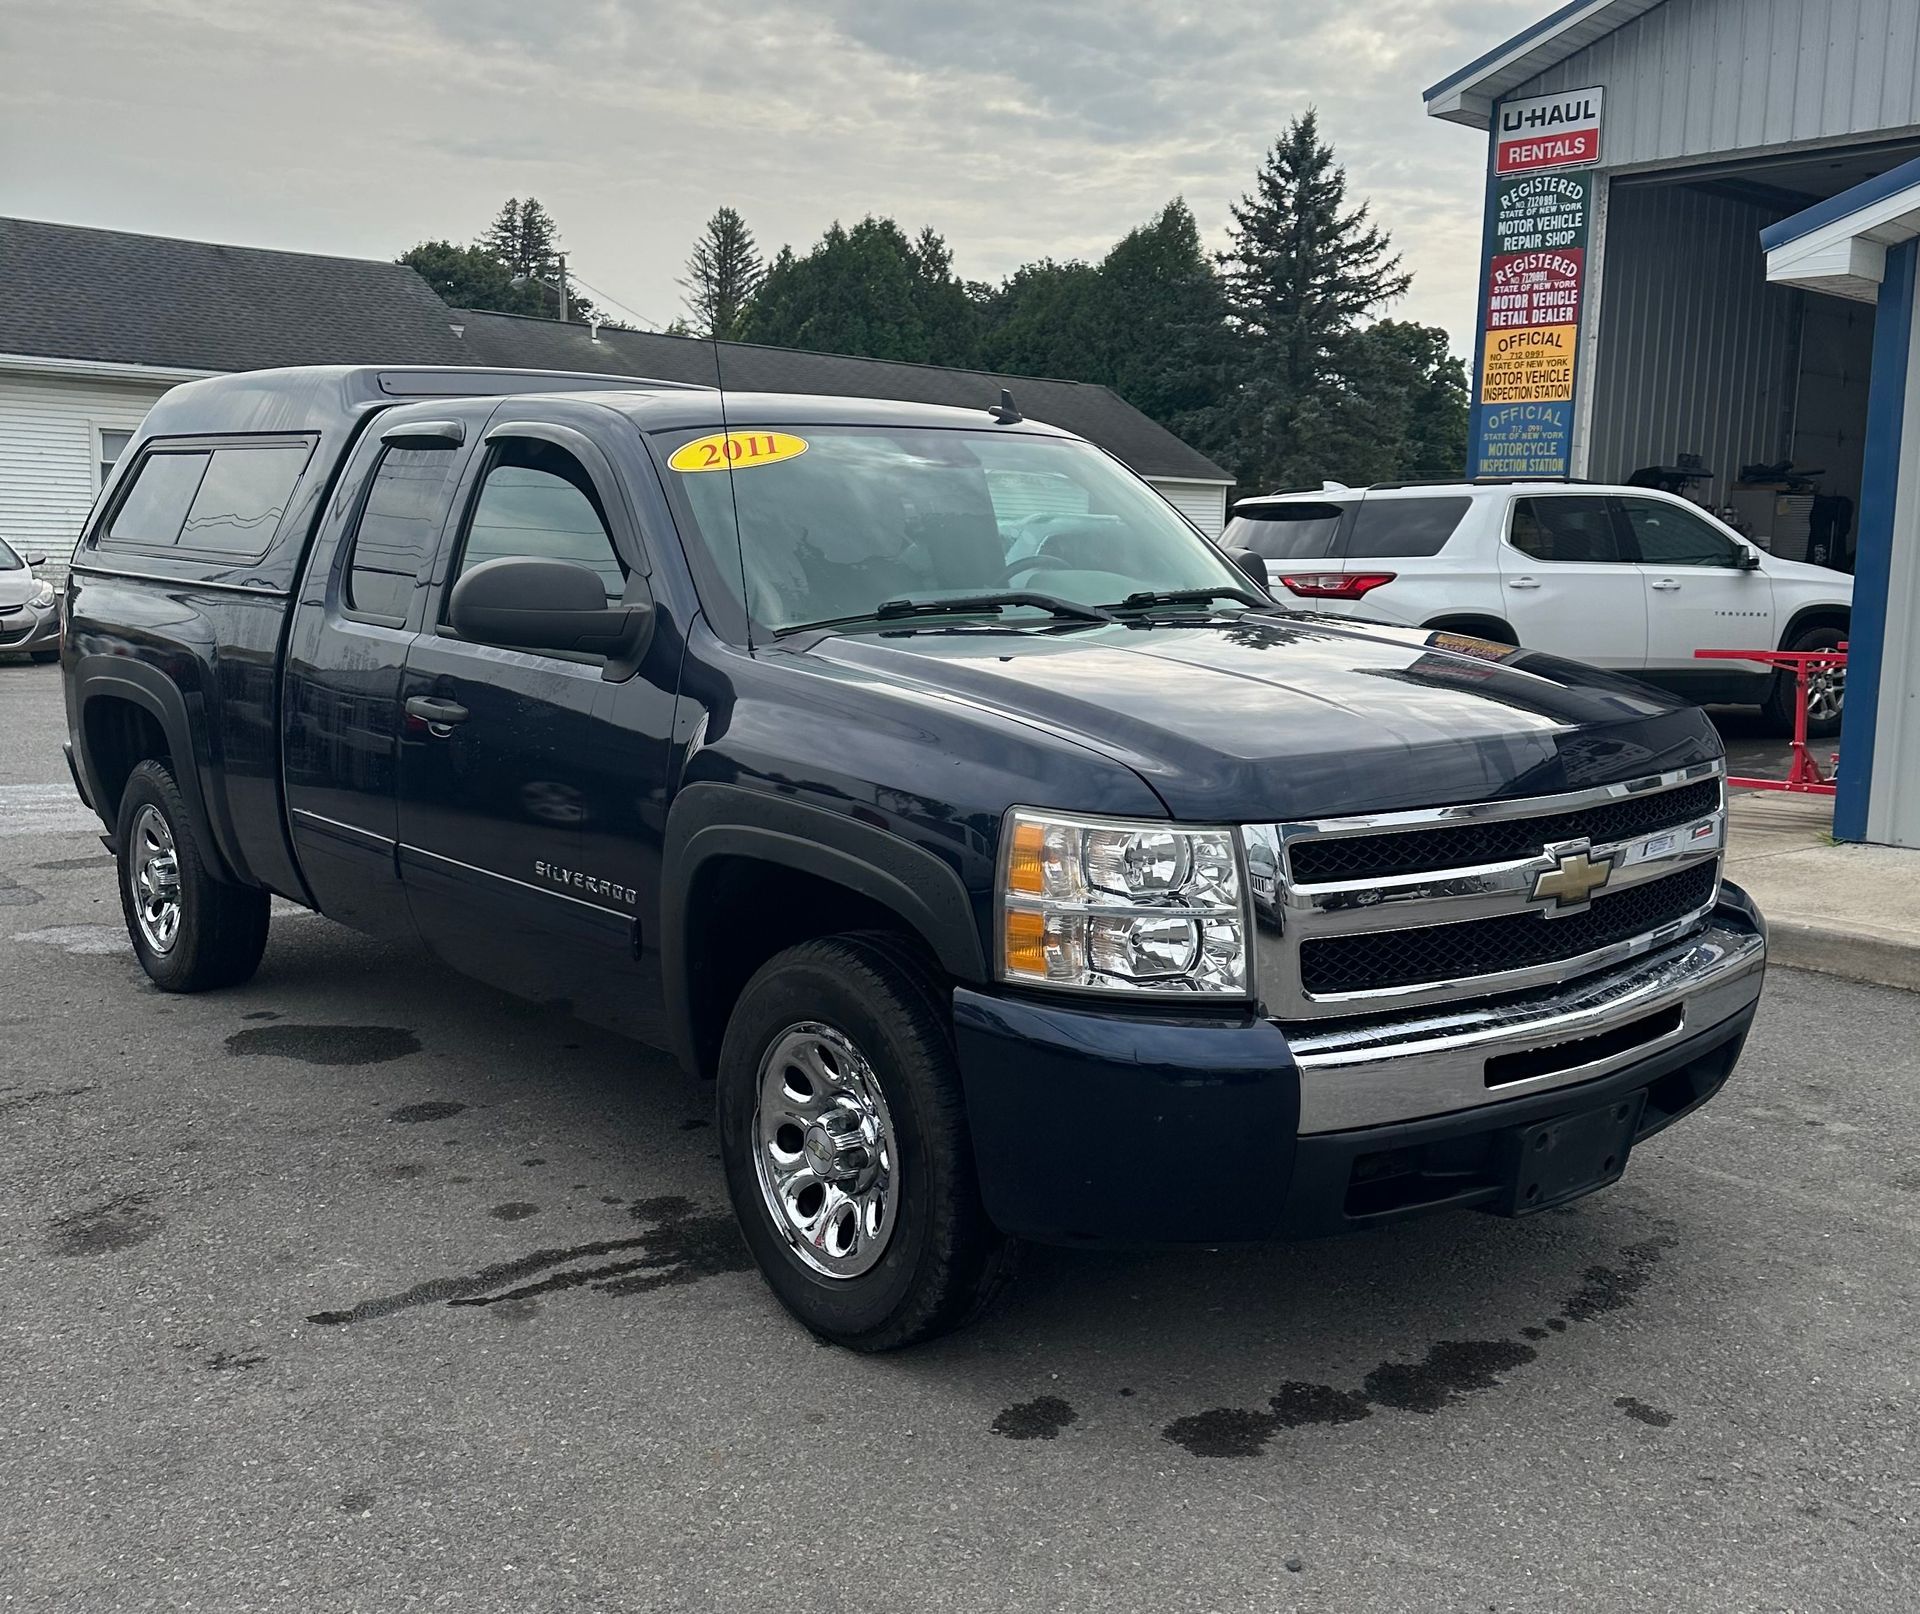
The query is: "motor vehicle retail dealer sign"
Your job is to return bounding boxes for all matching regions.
[1468,88,1603,480]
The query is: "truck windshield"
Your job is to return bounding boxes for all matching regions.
[655,425,1250,633]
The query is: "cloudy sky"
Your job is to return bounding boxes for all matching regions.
[2,0,1537,356]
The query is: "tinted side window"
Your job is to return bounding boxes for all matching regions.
[1225,502,1349,560]
[1347,496,1472,558]
[1508,496,1623,564]
[1618,498,1741,567]
[105,452,210,547]
[347,444,462,620]
[452,439,625,607]
[179,445,312,557]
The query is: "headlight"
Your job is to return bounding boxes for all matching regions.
[28,581,54,608]
[998,808,1249,996]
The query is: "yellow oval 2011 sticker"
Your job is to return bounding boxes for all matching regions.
[667,431,809,473]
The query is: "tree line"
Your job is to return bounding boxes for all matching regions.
[400,114,1467,494]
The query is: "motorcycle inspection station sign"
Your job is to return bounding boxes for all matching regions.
[1468,88,1603,480]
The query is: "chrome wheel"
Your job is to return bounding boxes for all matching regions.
[129,804,182,955]
[1806,665,1845,723]
[751,1022,898,1279]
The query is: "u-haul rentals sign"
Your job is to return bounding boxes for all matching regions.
[1495,87,1604,175]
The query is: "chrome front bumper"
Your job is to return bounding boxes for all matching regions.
[1283,910,1766,1133]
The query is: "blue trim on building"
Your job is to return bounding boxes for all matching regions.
[1423,0,1600,101]
[1759,154,1920,251]
[1834,238,1916,842]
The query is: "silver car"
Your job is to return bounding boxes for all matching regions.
[0,536,60,664]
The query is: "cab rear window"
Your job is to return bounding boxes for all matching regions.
[101,438,312,560]
[1225,502,1347,560]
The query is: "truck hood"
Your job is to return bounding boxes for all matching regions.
[797,612,1721,821]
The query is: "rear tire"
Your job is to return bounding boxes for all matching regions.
[717,934,1013,1350]
[115,759,270,991]
[1764,626,1846,738]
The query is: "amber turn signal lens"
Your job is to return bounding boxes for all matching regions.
[1007,820,1047,895]
[1004,907,1048,975]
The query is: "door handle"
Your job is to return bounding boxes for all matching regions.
[1506,577,1540,590]
[405,695,469,735]
[1650,579,1681,591]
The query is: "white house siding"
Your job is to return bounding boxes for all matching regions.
[1518,0,1920,172]
[0,370,170,580]
[1149,479,1231,538]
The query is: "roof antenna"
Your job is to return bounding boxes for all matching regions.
[988,387,1023,424]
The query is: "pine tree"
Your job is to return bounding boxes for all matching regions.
[473,197,596,322]
[679,207,765,339]
[1218,111,1412,489]
[481,199,524,271]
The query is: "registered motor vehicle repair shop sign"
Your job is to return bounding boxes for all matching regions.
[1468,89,1604,480]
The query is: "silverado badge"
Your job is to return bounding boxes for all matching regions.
[1531,840,1615,913]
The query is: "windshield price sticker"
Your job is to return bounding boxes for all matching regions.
[668,431,809,473]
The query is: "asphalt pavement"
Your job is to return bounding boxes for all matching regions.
[3,659,1916,1614]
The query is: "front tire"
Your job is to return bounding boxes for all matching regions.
[1764,626,1846,738]
[29,648,59,665]
[115,759,270,991]
[717,935,1013,1350]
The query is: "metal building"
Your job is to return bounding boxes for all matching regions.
[1427,0,1920,847]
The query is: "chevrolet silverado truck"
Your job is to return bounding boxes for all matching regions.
[61,365,1767,1349]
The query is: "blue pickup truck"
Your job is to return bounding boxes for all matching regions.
[60,365,1766,1348]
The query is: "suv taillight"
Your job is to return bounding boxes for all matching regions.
[1277,572,1396,599]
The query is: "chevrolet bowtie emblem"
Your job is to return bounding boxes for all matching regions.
[1532,842,1615,910]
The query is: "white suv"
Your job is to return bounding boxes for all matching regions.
[1225,481,1854,734]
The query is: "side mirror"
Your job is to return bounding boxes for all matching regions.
[24,552,46,567]
[1736,547,1761,571]
[449,556,652,661]
[1225,546,1271,593]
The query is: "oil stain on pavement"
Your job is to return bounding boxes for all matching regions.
[1161,1231,1678,1458]
[1615,1395,1674,1427]
[305,1196,749,1326]
[993,1396,1079,1440]
[47,1192,164,1257]
[225,1023,421,1065]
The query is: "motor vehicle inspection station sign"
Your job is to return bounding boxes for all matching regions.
[1468,88,1604,481]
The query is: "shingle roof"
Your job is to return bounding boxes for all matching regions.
[453,309,1232,483]
[0,215,1229,483]
[0,216,470,372]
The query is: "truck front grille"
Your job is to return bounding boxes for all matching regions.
[1298,861,1719,996]
[1287,778,1722,884]
[1246,763,1727,1020]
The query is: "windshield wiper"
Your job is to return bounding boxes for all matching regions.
[780,592,1117,635]
[878,591,1116,623]
[1109,587,1267,613]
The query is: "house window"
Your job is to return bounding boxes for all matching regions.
[98,429,133,489]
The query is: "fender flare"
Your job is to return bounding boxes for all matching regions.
[660,782,988,1073]
[74,662,239,884]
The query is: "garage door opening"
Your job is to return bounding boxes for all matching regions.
[1589,139,1920,574]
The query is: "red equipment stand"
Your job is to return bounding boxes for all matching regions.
[1694,646,1846,795]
